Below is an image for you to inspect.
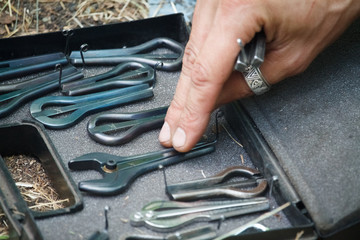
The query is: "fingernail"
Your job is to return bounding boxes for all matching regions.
[173,127,186,148]
[159,121,171,143]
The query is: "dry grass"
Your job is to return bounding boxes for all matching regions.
[71,0,148,27]
[4,155,68,212]
[1,154,69,237]
[0,0,149,38]
[0,211,9,239]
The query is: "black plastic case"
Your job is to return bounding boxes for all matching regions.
[224,19,360,239]
[0,13,316,240]
[1,13,358,240]
[0,121,83,218]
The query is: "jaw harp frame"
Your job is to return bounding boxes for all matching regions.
[0,66,83,118]
[69,37,184,71]
[61,61,155,96]
[166,166,268,201]
[68,141,215,195]
[87,106,168,146]
[30,84,153,129]
[0,52,68,81]
[130,197,270,232]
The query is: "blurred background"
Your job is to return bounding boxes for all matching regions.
[0,0,196,38]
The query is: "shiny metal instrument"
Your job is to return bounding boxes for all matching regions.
[166,166,268,201]
[68,141,215,195]
[69,38,184,71]
[0,66,83,118]
[30,84,153,129]
[61,62,155,96]
[130,197,269,232]
[87,106,168,146]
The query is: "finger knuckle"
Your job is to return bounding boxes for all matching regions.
[183,103,202,127]
[286,53,311,76]
[183,42,198,67]
[180,43,199,77]
[165,97,184,124]
[191,61,211,90]
[170,96,184,113]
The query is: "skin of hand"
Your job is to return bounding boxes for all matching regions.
[159,0,360,152]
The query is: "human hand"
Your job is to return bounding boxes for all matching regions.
[159,0,360,152]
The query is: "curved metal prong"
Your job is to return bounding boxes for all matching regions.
[130,198,269,232]
[166,166,268,200]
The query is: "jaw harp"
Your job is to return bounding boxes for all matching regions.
[166,166,268,201]
[61,62,155,96]
[0,66,83,118]
[130,197,270,232]
[69,38,184,71]
[87,106,168,146]
[30,84,153,129]
[67,141,215,195]
[0,52,68,81]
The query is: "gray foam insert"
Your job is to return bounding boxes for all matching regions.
[240,20,360,236]
[0,66,291,239]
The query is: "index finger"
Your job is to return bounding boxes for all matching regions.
[169,2,266,152]
[159,0,219,147]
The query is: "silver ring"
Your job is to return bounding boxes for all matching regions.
[242,66,270,95]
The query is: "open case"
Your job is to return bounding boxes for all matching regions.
[0,13,358,240]
[224,19,360,239]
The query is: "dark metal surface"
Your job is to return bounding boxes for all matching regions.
[30,84,154,129]
[130,198,269,232]
[87,106,167,146]
[0,66,77,93]
[68,141,215,195]
[62,62,155,96]
[166,166,268,200]
[69,38,184,71]
[0,68,83,118]
[0,52,68,81]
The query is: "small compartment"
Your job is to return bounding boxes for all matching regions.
[0,121,83,218]
[0,154,44,240]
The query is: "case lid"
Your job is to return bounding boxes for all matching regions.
[239,20,360,236]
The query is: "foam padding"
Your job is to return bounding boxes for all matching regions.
[238,20,360,236]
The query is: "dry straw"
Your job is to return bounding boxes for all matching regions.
[5,155,68,212]
[0,0,149,38]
